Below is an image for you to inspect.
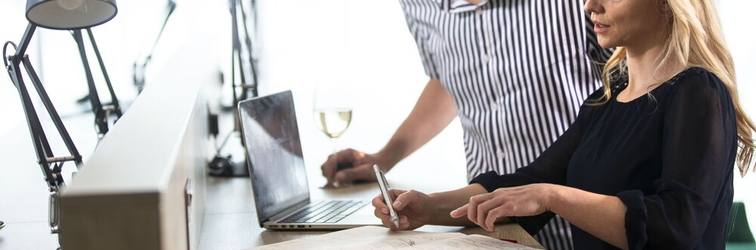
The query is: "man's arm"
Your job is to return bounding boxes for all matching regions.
[324,78,457,185]
[375,78,458,171]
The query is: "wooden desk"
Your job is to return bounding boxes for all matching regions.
[198,177,544,249]
[198,74,543,249]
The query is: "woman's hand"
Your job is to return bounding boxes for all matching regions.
[450,184,556,231]
[372,189,432,230]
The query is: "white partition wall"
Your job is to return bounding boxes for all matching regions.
[57,2,223,249]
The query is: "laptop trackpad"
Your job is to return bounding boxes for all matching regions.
[339,206,381,224]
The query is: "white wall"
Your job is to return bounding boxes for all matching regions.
[0,1,30,136]
[719,0,756,236]
[252,0,465,179]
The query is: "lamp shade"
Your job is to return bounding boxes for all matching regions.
[26,0,117,30]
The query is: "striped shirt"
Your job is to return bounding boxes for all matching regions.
[399,0,612,249]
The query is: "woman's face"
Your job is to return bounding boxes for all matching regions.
[584,0,671,50]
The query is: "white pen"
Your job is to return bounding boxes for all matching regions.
[373,164,399,228]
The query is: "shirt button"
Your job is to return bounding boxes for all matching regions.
[490,101,499,111]
[481,54,490,62]
[476,8,483,15]
[497,150,505,159]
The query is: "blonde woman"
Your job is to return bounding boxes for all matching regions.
[372,0,756,249]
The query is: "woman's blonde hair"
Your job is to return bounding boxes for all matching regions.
[597,0,756,176]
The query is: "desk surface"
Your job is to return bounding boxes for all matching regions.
[198,177,544,249]
[197,107,543,249]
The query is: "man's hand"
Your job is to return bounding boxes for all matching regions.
[321,148,381,188]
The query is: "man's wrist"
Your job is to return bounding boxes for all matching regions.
[373,150,401,172]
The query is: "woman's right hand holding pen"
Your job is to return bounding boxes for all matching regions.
[372,189,432,231]
[372,184,493,230]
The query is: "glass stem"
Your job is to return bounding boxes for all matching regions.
[330,138,338,155]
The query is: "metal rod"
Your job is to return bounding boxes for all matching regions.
[72,29,108,135]
[238,0,258,98]
[230,0,240,108]
[86,28,122,118]
[22,56,82,165]
[13,24,36,58]
[45,156,78,163]
[7,56,57,187]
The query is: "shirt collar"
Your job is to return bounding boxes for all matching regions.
[436,0,488,13]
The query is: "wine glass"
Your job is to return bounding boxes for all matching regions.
[312,81,353,155]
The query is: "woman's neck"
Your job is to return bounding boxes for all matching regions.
[620,44,684,102]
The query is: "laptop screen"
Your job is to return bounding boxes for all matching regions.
[238,90,310,225]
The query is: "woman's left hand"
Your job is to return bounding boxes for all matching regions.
[450,183,558,231]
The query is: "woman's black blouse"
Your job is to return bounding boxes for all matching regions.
[471,68,737,249]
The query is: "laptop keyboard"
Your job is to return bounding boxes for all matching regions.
[280,200,369,223]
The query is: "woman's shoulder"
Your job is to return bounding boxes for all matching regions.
[668,67,723,90]
[663,67,732,108]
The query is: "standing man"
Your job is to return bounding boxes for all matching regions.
[321,1,612,249]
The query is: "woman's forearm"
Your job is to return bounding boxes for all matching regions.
[549,185,629,249]
[426,184,489,226]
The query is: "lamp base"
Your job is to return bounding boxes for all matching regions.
[208,155,249,177]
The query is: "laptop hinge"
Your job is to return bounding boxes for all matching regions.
[267,199,312,223]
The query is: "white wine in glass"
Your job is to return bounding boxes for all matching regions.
[314,109,352,139]
[312,82,353,154]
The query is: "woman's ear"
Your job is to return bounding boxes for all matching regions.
[654,0,673,19]
[659,0,672,14]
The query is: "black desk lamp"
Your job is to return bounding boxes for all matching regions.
[208,0,259,177]
[132,0,177,94]
[2,0,118,240]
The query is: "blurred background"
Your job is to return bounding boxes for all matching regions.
[0,0,753,248]
[0,1,466,248]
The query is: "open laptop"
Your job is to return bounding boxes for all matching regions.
[237,90,381,230]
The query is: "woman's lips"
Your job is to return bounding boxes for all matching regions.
[593,21,609,33]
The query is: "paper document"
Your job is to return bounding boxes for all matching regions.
[244,226,540,250]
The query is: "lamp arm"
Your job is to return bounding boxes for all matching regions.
[144,0,177,60]
[133,0,177,93]
[229,0,259,105]
[206,0,258,177]
[86,28,122,118]
[71,28,122,136]
[4,23,83,234]
[229,0,240,106]
[21,52,83,166]
[238,0,258,98]
[12,23,35,58]
[5,46,60,189]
